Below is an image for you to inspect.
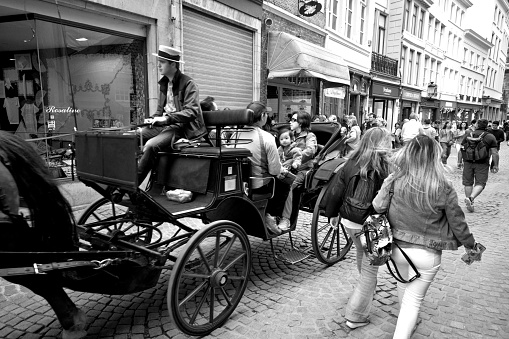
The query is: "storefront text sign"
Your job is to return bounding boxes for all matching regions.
[324,87,345,99]
[402,89,421,101]
[445,102,453,107]
[371,82,400,98]
[45,106,81,114]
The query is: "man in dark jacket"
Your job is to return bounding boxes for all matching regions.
[137,45,207,183]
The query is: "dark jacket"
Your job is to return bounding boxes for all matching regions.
[153,70,207,140]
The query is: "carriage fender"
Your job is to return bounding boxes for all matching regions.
[204,196,266,239]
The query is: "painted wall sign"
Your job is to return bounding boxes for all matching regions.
[324,87,346,99]
[401,89,421,101]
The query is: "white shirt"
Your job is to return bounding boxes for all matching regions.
[401,119,424,142]
[164,81,176,113]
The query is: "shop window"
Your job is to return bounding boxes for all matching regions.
[0,16,146,140]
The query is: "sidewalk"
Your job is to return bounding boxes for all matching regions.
[0,144,508,339]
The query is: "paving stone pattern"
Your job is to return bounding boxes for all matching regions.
[1,145,509,338]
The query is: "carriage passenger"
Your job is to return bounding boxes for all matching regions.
[230,101,288,235]
[277,111,317,231]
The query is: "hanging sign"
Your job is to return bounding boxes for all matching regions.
[324,87,346,99]
[299,1,322,17]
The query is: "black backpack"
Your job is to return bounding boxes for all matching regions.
[340,170,380,224]
[461,132,489,162]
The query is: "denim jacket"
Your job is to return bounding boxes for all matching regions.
[372,174,475,251]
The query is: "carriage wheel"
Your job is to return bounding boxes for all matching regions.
[168,220,251,336]
[311,187,353,265]
[77,197,159,245]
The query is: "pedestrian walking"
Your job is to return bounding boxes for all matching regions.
[438,121,454,165]
[345,116,361,154]
[323,128,392,329]
[422,118,437,140]
[400,113,424,145]
[361,113,376,134]
[372,135,477,339]
[455,121,468,169]
[488,121,505,151]
[461,119,499,212]
[503,120,509,145]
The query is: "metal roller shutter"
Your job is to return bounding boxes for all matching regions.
[183,8,254,110]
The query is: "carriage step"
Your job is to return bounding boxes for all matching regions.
[275,249,311,264]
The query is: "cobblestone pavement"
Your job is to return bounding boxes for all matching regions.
[1,144,509,339]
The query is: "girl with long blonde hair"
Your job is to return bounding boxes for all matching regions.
[372,135,477,338]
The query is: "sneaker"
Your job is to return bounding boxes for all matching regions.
[464,198,474,212]
[346,320,369,329]
[278,217,291,231]
[265,214,281,235]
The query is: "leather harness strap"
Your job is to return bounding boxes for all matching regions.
[0,260,99,277]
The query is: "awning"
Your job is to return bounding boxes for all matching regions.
[267,31,350,86]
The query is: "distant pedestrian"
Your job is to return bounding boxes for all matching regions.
[455,121,468,169]
[488,121,505,150]
[328,115,338,123]
[438,121,454,165]
[422,118,437,140]
[503,120,509,145]
[345,116,361,154]
[373,135,477,338]
[400,113,424,145]
[393,122,403,149]
[462,119,499,212]
[361,113,376,134]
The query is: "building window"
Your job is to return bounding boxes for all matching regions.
[494,5,498,22]
[404,0,411,32]
[450,4,455,20]
[401,46,407,82]
[428,15,434,43]
[440,24,445,48]
[328,0,340,31]
[346,0,353,38]
[434,20,440,46]
[448,32,452,53]
[424,55,430,86]
[408,49,413,84]
[415,52,420,86]
[376,13,387,53]
[460,76,464,94]
[460,11,464,25]
[360,4,366,44]
[411,5,418,35]
[418,10,424,38]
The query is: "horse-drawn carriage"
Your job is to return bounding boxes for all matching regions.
[1,109,352,337]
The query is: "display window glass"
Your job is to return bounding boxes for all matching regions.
[0,14,146,177]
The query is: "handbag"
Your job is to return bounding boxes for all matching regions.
[358,181,421,283]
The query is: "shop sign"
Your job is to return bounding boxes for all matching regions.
[47,120,56,131]
[401,89,421,101]
[324,87,345,99]
[45,106,81,114]
[445,102,453,107]
[371,82,400,98]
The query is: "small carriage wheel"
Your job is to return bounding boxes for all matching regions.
[77,197,158,244]
[311,185,353,265]
[168,220,251,336]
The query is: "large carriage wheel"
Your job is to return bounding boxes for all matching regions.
[311,186,353,265]
[77,197,158,245]
[168,220,251,336]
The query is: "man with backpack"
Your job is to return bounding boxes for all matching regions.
[461,119,499,212]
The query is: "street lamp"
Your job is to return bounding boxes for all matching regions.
[427,82,437,99]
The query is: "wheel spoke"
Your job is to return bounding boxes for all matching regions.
[189,284,210,324]
[179,281,208,308]
[222,252,246,271]
[219,287,233,306]
[217,234,237,267]
[214,231,220,268]
[209,287,215,323]
[319,227,333,251]
[317,222,331,233]
[197,246,212,273]
[327,230,337,259]
[336,227,341,257]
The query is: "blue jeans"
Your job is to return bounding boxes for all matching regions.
[440,142,452,164]
[345,226,379,323]
[392,245,441,339]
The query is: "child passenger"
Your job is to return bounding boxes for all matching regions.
[278,129,302,173]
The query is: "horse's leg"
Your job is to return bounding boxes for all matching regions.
[4,275,87,338]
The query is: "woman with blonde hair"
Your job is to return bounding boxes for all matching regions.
[372,135,477,338]
[324,127,392,329]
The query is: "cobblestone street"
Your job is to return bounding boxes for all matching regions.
[1,145,509,339]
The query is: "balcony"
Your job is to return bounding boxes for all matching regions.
[466,95,471,101]
[371,52,398,77]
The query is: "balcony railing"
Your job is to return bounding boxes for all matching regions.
[371,52,399,77]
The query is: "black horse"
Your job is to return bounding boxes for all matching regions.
[0,131,87,339]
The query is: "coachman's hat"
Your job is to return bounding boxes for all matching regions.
[152,45,185,63]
